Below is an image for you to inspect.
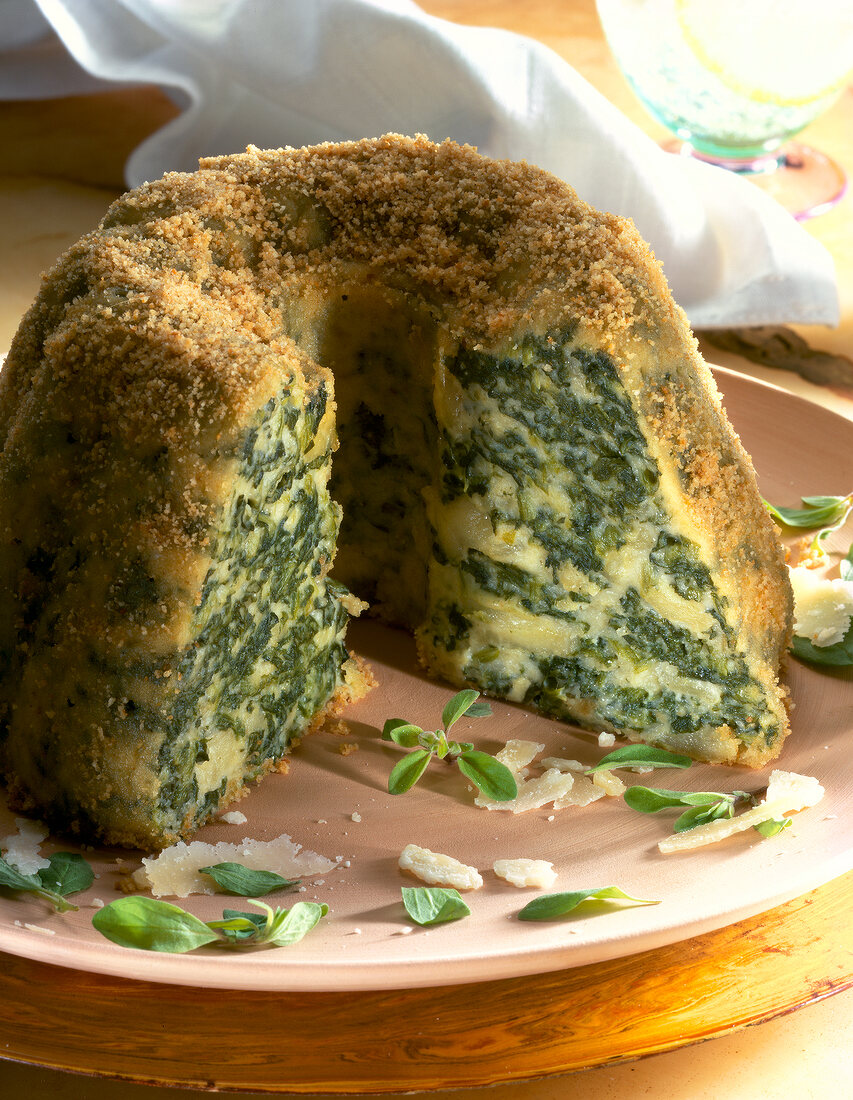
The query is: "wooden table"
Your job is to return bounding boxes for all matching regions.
[1,2,852,1096]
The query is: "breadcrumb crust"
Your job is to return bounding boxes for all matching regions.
[0,135,792,846]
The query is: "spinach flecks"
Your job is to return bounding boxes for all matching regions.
[426,330,781,750]
[157,381,355,833]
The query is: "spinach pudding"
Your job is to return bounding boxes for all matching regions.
[0,135,792,848]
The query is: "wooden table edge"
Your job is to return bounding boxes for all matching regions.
[1,870,850,1094]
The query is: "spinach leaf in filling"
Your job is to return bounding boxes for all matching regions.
[422,330,780,750]
[155,384,354,833]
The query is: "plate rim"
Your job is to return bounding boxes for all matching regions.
[1,366,852,992]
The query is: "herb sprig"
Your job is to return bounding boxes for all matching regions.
[765,493,853,667]
[207,898,327,946]
[765,492,853,551]
[382,690,517,801]
[92,895,327,953]
[0,852,94,912]
[624,785,754,832]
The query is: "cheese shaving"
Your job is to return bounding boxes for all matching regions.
[540,757,586,772]
[659,770,824,853]
[591,770,626,796]
[789,565,853,646]
[554,773,606,809]
[219,810,247,825]
[0,818,50,874]
[475,767,575,812]
[493,858,557,889]
[495,740,546,778]
[133,833,338,897]
[398,844,483,890]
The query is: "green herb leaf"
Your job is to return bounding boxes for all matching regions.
[419,730,440,751]
[754,817,792,838]
[441,689,481,732]
[92,896,328,953]
[0,854,86,912]
[625,786,752,831]
[198,862,298,897]
[518,887,659,921]
[801,494,849,508]
[673,801,735,832]
[586,745,693,774]
[219,907,268,934]
[212,900,328,947]
[205,913,266,942]
[456,750,518,801]
[840,543,853,583]
[687,790,748,807]
[670,804,708,832]
[791,625,853,667]
[765,493,853,558]
[387,747,432,794]
[382,690,502,798]
[433,731,451,759]
[623,786,703,813]
[382,719,424,745]
[37,852,95,897]
[257,900,328,946]
[764,494,851,529]
[401,886,471,925]
[0,856,43,896]
[93,897,219,953]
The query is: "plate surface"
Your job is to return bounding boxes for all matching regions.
[1,368,851,992]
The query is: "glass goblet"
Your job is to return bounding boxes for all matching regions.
[596,0,853,219]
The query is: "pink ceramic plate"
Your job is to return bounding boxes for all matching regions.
[1,368,851,991]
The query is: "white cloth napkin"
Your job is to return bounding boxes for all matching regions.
[1,0,839,329]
